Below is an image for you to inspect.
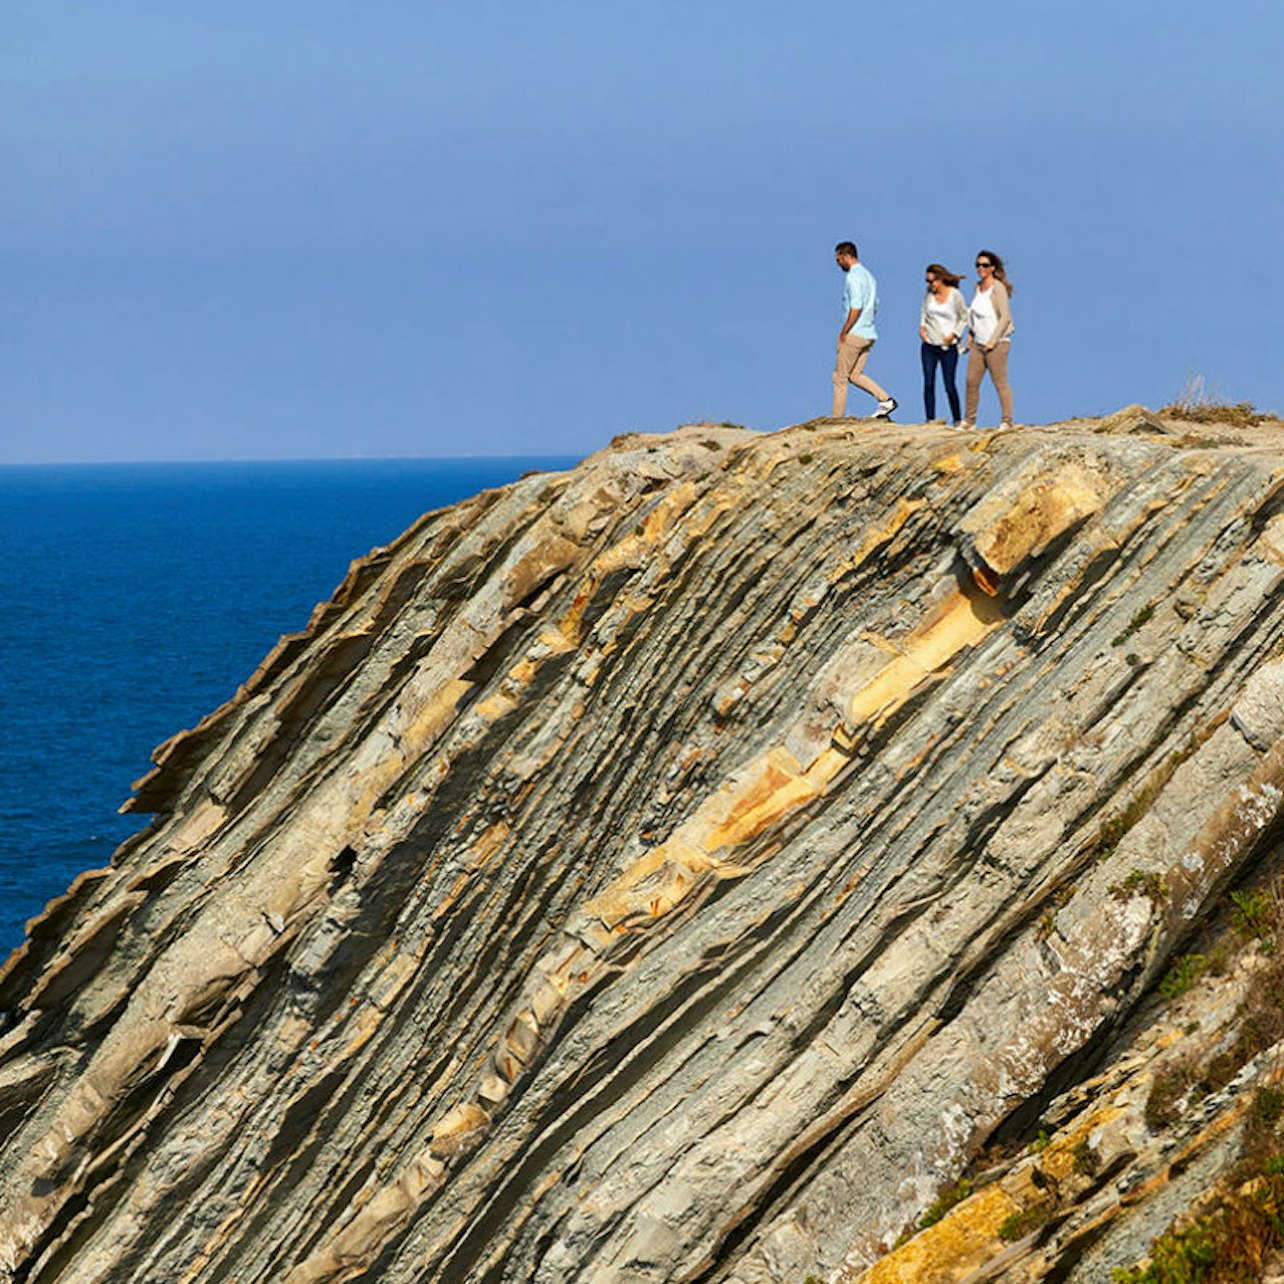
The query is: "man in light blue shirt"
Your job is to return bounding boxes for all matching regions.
[833,241,897,419]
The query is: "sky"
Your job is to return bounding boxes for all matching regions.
[2,0,1281,463]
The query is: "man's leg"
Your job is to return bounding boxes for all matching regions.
[847,339,889,403]
[832,340,855,417]
[833,337,871,414]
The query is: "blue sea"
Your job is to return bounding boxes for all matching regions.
[0,456,576,956]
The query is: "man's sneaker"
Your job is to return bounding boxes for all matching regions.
[871,397,897,420]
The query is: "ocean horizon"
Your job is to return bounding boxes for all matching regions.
[0,454,579,954]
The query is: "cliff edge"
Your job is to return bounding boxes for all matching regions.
[2,409,1283,1282]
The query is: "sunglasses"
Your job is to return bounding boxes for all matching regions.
[976,261,994,268]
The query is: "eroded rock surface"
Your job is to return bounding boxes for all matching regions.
[1,411,1283,1283]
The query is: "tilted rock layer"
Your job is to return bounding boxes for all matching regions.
[2,409,1284,1283]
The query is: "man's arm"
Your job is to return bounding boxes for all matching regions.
[839,307,862,341]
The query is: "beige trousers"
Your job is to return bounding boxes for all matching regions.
[965,342,1014,423]
[833,336,888,416]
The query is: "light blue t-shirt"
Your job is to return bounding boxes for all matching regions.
[842,262,878,340]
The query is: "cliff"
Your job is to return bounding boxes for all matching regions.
[1,409,1283,1283]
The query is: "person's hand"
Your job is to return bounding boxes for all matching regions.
[919,329,928,342]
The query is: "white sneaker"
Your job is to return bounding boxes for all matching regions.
[998,421,1014,431]
[870,397,898,420]
[955,420,973,431]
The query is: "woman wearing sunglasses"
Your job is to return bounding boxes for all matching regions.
[961,251,1015,430]
[919,264,969,424]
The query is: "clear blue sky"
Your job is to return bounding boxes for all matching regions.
[3,0,1280,462]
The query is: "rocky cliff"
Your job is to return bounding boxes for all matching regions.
[2,409,1284,1283]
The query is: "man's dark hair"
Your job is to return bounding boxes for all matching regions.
[835,241,858,258]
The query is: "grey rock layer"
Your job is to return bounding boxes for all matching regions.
[1,413,1282,1283]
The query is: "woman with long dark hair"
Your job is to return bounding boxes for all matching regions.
[919,264,968,424]
[961,250,1015,430]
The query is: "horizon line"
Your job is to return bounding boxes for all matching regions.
[0,450,587,470]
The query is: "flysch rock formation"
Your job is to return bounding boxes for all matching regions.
[2,407,1284,1284]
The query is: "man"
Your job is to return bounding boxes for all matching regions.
[832,241,897,420]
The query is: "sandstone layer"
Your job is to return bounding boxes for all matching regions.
[1,409,1283,1282]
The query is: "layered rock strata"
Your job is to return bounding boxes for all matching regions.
[1,409,1283,1283]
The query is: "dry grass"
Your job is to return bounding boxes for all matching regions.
[1160,372,1279,428]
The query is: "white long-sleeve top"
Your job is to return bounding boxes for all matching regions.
[920,287,969,346]
[968,281,1014,347]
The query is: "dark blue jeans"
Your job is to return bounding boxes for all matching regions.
[921,342,961,422]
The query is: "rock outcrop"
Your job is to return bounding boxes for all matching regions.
[1,411,1283,1283]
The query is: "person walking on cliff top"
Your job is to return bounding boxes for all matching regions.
[919,264,969,425]
[832,241,897,421]
[960,250,1015,430]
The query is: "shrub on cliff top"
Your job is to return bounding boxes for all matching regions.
[1161,371,1277,427]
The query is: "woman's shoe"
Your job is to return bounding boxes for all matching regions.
[998,421,1014,431]
[954,420,972,431]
